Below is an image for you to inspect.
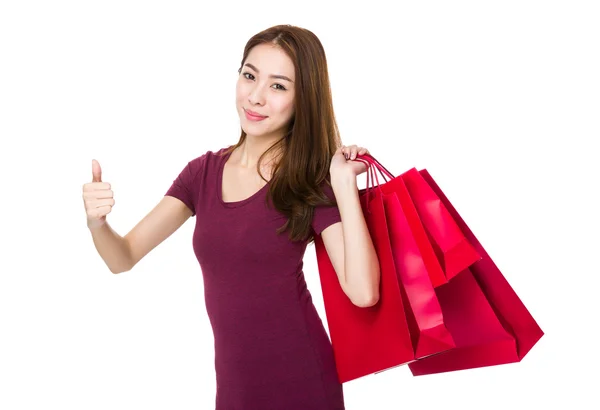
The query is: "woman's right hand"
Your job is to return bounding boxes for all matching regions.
[83,159,115,230]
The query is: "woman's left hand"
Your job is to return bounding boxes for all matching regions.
[330,144,370,177]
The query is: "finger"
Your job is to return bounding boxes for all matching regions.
[93,189,114,199]
[92,159,102,183]
[89,198,115,209]
[88,205,112,219]
[83,182,111,192]
[351,147,358,160]
[82,190,113,203]
[341,145,349,160]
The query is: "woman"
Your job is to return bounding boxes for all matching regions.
[84,24,380,409]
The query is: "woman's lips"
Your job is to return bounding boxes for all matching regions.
[244,109,267,121]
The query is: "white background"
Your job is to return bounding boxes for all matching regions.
[1,0,598,409]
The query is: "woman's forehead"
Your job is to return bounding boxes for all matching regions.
[245,44,295,79]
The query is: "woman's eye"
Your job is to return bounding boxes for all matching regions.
[242,72,285,90]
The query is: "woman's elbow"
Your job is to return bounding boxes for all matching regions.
[350,287,380,308]
[356,292,380,308]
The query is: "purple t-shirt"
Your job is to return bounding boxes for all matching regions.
[165,147,345,409]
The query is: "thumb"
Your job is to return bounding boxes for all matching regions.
[92,159,102,182]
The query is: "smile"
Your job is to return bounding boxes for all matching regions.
[244,109,268,121]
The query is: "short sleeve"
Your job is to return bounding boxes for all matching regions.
[165,157,203,216]
[311,181,342,236]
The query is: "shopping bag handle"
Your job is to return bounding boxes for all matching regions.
[352,157,374,213]
[356,153,395,180]
[353,154,392,214]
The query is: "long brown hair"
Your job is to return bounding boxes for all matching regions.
[222,24,342,243]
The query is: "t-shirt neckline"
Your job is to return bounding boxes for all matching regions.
[217,148,270,209]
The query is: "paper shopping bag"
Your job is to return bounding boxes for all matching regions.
[366,160,455,358]
[314,162,414,383]
[401,168,481,280]
[357,155,448,288]
[360,155,481,285]
[407,170,544,375]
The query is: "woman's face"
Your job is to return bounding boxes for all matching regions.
[236,43,296,140]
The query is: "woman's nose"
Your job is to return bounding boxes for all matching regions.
[248,84,266,105]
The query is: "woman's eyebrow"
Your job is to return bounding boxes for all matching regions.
[244,63,294,83]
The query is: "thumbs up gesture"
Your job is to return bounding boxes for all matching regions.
[82,159,115,229]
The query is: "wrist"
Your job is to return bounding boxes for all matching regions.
[87,218,107,231]
[330,169,356,190]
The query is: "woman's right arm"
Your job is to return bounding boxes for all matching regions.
[88,196,193,274]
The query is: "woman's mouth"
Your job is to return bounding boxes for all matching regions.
[244,109,268,122]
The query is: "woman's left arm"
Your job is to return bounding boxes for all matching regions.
[320,145,381,307]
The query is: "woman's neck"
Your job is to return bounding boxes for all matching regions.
[234,135,284,170]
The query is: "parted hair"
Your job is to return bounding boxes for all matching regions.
[222,24,342,243]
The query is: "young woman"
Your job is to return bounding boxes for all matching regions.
[84,24,380,409]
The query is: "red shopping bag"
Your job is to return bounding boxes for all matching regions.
[407,169,544,375]
[314,162,414,383]
[366,160,455,358]
[358,156,448,288]
[364,155,481,282]
[402,168,481,280]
